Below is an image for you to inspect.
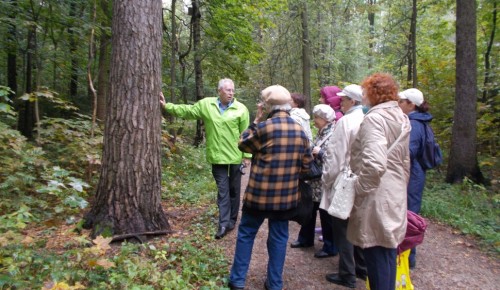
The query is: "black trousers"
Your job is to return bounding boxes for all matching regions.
[332,216,366,283]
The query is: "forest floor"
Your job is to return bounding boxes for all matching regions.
[217,173,500,290]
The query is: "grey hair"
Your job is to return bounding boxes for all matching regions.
[218,78,234,90]
[267,103,292,112]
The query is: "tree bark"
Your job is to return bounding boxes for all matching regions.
[83,0,170,238]
[446,0,485,184]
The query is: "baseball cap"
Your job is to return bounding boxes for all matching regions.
[399,88,424,106]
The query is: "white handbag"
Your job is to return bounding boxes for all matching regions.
[328,122,406,220]
[327,167,357,219]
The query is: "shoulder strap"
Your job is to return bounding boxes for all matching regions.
[387,123,406,154]
[314,131,334,147]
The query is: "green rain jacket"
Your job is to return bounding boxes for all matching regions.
[164,97,251,164]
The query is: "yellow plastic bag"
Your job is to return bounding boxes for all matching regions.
[366,249,414,290]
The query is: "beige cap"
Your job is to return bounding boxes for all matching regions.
[261,85,292,105]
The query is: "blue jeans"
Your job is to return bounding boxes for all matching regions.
[229,213,289,290]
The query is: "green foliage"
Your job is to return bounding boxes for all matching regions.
[0,208,229,289]
[37,116,103,177]
[161,122,217,206]
[0,86,14,114]
[422,170,500,254]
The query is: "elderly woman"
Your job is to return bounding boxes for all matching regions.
[347,73,411,290]
[398,88,433,269]
[291,104,338,259]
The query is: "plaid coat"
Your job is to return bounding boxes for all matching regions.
[239,110,313,219]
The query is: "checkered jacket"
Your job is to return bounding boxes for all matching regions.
[239,110,312,218]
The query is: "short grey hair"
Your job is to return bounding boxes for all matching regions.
[218,78,234,90]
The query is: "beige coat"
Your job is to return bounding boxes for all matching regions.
[347,101,411,249]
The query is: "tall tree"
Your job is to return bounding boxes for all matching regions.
[191,0,204,147]
[6,0,17,100]
[407,0,418,87]
[446,0,485,184]
[83,0,170,238]
[300,2,312,112]
[96,0,112,122]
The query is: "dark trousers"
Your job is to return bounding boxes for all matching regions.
[332,216,366,283]
[212,164,242,229]
[363,246,397,290]
[296,202,338,254]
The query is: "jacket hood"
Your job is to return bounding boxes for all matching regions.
[290,108,311,120]
[408,111,433,122]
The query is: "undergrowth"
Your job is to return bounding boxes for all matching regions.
[421,169,500,255]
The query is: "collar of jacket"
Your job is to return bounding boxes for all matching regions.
[267,109,290,119]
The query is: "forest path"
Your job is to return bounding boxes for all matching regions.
[219,172,500,289]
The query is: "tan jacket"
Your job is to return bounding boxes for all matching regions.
[347,101,411,249]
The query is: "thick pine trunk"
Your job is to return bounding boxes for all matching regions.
[84,0,170,238]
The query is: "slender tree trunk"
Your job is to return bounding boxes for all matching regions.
[482,1,497,102]
[367,0,376,69]
[170,0,178,103]
[17,24,36,139]
[83,0,170,238]
[407,0,418,87]
[300,2,312,113]
[96,0,111,122]
[68,2,78,100]
[446,0,485,184]
[7,0,17,100]
[192,0,204,147]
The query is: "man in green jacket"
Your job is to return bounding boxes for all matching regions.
[160,78,251,239]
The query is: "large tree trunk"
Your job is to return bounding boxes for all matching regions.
[192,0,204,147]
[83,0,170,238]
[300,2,312,113]
[446,0,485,184]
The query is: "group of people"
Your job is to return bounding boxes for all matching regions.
[159,74,435,290]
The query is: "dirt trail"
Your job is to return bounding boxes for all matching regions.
[220,173,500,289]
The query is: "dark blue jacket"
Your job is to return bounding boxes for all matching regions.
[407,111,433,213]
